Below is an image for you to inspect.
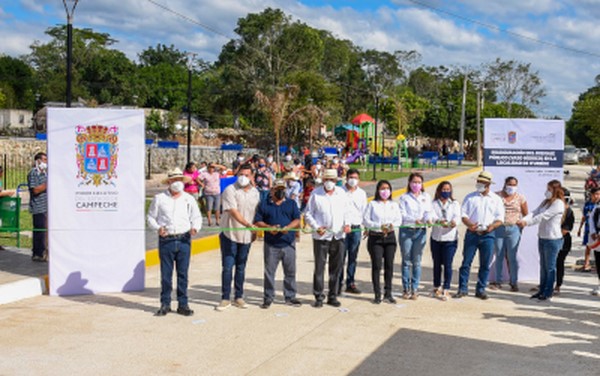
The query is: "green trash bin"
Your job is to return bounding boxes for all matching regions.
[0,196,21,247]
[411,157,419,168]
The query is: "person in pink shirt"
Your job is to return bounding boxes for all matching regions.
[201,163,226,226]
[183,162,203,200]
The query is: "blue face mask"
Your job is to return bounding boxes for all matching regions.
[440,191,452,199]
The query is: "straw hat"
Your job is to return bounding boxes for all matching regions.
[323,169,338,180]
[161,167,192,184]
[476,171,494,184]
[283,172,300,181]
[273,179,286,188]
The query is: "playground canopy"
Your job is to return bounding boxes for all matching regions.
[351,113,374,125]
[334,123,360,137]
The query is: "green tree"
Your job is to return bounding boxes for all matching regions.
[0,55,34,109]
[567,85,600,152]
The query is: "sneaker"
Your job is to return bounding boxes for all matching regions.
[177,305,194,316]
[402,291,411,300]
[313,300,323,308]
[233,298,248,309]
[155,305,171,316]
[326,297,341,307]
[530,292,542,299]
[345,284,361,294]
[384,295,397,304]
[591,287,600,296]
[510,284,519,292]
[31,255,46,262]
[215,300,231,311]
[285,298,302,307]
[260,300,272,309]
[489,282,501,290]
[431,288,441,298]
[475,292,489,300]
[441,290,449,301]
[409,292,419,300]
[372,296,382,304]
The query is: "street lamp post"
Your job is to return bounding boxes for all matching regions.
[186,53,196,166]
[62,0,79,108]
[372,95,379,181]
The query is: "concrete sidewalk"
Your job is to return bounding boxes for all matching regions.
[1,166,599,375]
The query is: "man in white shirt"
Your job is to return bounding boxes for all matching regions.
[455,171,505,300]
[216,164,260,311]
[147,168,203,317]
[305,169,351,307]
[339,168,367,294]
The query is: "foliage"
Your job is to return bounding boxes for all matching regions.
[567,86,600,152]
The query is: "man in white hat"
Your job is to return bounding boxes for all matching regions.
[147,167,202,316]
[305,168,352,308]
[284,171,302,209]
[455,170,505,300]
[216,163,260,311]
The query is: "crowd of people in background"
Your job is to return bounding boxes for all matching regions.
[147,144,600,317]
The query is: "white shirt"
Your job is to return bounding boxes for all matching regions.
[430,199,461,241]
[305,186,351,240]
[523,199,565,240]
[147,190,202,235]
[461,191,505,229]
[398,191,433,224]
[363,200,403,230]
[344,185,368,226]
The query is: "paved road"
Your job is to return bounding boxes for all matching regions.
[1,165,599,375]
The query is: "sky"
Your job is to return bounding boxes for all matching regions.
[2,0,600,119]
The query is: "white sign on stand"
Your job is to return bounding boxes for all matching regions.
[47,108,145,296]
[484,118,564,282]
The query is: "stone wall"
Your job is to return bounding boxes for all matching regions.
[0,138,261,175]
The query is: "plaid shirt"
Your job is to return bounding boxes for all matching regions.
[27,167,47,214]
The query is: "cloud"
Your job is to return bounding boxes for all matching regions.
[19,0,45,13]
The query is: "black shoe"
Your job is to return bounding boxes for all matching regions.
[31,255,46,262]
[453,291,467,299]
[326,297,341,307]
[345,284,362,294]
[373,296,382,304]
[313,300,323,308]
[530,292,542,299]
[260,300,272,309]
[384,295,397,304]
[285,298,302,307]
[176,305,194,316]
[475,292,489,300]
[155,305,171,316]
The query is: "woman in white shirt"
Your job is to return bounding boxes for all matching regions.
[398,173,433,299]
[430,181,461,301]
[363,180,403,304]
[518,180,565,301]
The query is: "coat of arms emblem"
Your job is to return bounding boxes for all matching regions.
[76,125,118,186]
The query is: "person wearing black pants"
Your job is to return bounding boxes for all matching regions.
[363,180,403,304]
[430,181,461,301]
[555,188,574,294]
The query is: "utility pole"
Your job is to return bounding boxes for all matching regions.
[186,53,196,165]
[62,0,79,108]
[476,90,481,166]
[459,74,467,155]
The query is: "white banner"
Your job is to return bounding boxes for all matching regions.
[484,118,564,282]
[48,108,145,296]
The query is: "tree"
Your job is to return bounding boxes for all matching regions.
[485,58,545,116]
[0,55,34,109]
[139,44,187,67]
[567,85,600,152]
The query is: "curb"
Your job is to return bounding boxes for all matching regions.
[0,277,47,305]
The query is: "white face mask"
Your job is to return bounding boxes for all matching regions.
[476,183,487,193]
[347,178,359,188]
[170,181,184,193]
[504,186,517,195]
[332,159,339,164]
[37,161,47,171]
[267,157,273,163]
[544,190,552,199]
[199,166,207,173]
[237,175,250,187]
[324,180,336,191]
[238,156,244,162]
[285,155,292,161]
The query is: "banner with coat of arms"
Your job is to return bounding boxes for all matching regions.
[484,118,564,282]
[47,109,145,296]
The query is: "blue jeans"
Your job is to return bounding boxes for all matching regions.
[458,231,495,295]
[538,238,563,298]
[339,229,361,291]
[430,239,458,290]
[220,233,251,300]
[493,225,522,285]
[399,228,427,292]
[158,233,191,306]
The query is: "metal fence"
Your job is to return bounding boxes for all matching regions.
[1,154,32,191]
